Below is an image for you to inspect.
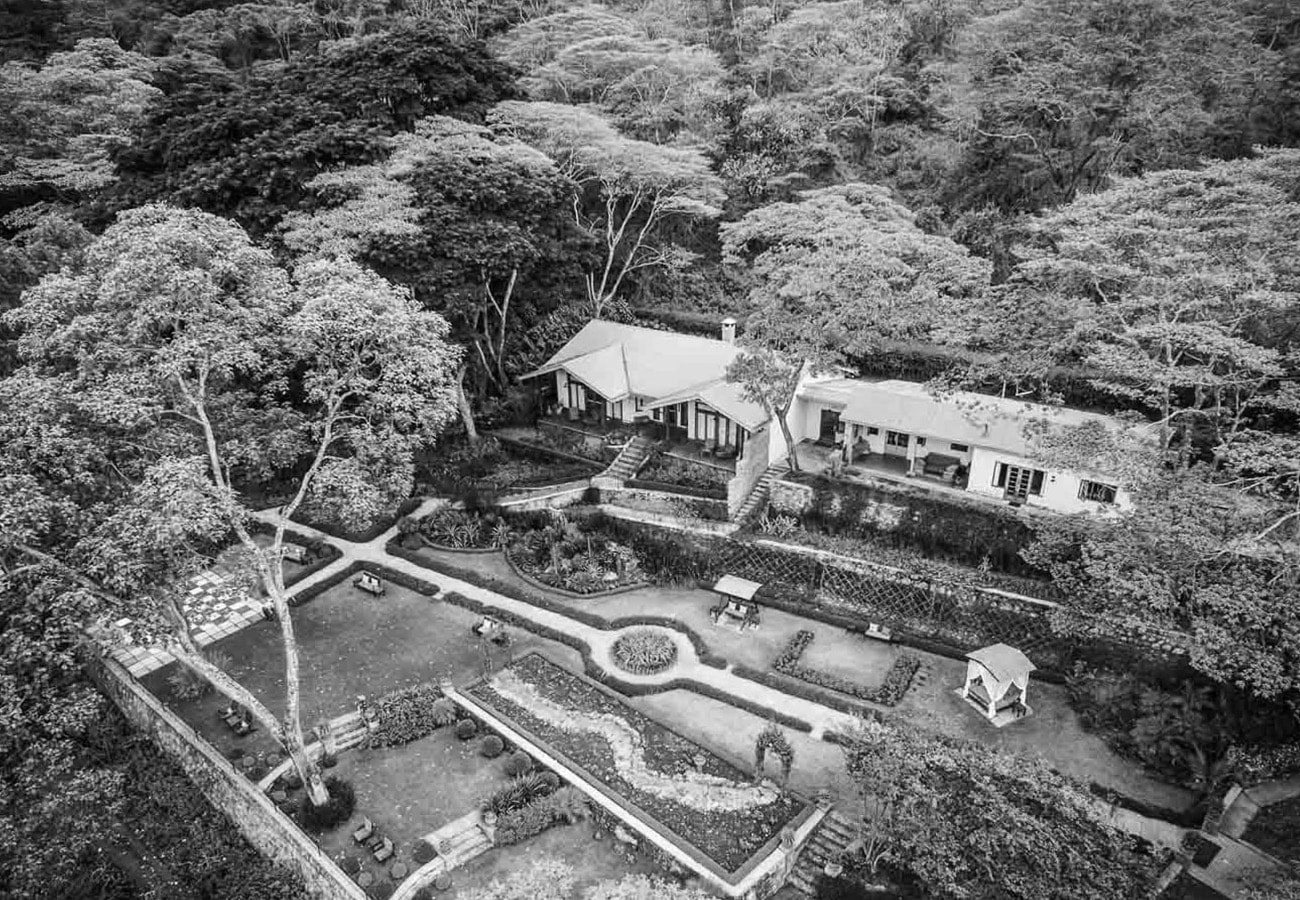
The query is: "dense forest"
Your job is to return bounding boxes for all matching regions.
[1,0,1298,896]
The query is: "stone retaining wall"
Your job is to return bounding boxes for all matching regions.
[85,653,367,900]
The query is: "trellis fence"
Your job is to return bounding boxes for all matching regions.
[718,539,1188,678]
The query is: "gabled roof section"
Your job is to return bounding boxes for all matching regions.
[520,319,747,404]
[835,379,1133,459]
[645,379,768,431]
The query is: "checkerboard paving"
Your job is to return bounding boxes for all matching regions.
[110,569,263,678]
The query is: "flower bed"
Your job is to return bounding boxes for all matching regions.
[417,436,600,497]
[611,629,678,675]
[631,452,730,498]
[467,653,807,873]
[772,631,920,707]
[506,514,648,594]
[419,508,510,551]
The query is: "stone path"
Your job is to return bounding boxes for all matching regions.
[111,569,264,677]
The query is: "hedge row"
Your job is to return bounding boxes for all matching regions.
[732,664,884,723]
[772,631,921,707]
[390,541,729,668]
[291,496,422,544]
[367,553,814,731]
[494,786,587,846]
[622,478,729,501]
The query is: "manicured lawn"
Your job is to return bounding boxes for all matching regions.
[449,819,660,898]
[1244,795,1300,862]
[143,576,586,753]
[628,689,854,800]
[320,725,513,885]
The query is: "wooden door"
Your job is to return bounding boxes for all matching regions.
[818,409,841,445]
[1004,465,1034,500]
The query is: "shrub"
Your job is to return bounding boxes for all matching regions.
[413,889,434,900]
[321,752,338,768]
[504,750,533,777]
[298,777,356,831]
[611,629,678,675]
[455,719,477,740]
[412,840,437,866]
[339,855,362,876]
[369,884,394,900]
[434,873,452,891]
[365,683,445,748]
[494,786,590,845]
[539,771,561,791]
[771,631,920,706]
[285,772,303,790]
[480,735,505,759]
[430,698,458,727]
[483,772,553,816]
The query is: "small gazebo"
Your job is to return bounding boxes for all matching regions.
[959,643,1035,727]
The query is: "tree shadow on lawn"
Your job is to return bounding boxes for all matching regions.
[449,819,661,898]
[320,726,514,883]
[142,579,585,754]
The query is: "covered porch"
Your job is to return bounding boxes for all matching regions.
[788,441,977,501]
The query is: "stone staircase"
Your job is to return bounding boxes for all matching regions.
[396,811,492,898]
[602,434,653,482]
[786,809,857,898]
[731,464,783,524]
[324,711,370,753]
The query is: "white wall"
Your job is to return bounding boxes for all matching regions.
[967,446,1131,515]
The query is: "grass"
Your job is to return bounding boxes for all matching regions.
[142,576,585,754]
[321,726,513,884]
[1244,795,1300,862]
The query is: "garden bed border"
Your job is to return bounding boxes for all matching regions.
[451,655,824,898]
[503,544,651,598]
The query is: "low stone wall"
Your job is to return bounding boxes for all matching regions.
[497,481,591,512]
[85,653,367,900]
[599,485,729,522]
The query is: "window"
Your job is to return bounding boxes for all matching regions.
[950,443,969,453]
[1078,480,1118,504]
[634,397,645,412]
[866,426,879,435]
[651,407,662,421]
[996,463,1045,498]
[885,430,909,447]
[915,436,927,446]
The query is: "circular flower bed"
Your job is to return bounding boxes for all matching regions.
[611,629,678,675]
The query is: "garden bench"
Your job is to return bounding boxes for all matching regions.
[352,817,374,844]
[849,622,894,642]
[354,572,385,596]
[373,837,394,863]
[282,544,310,564]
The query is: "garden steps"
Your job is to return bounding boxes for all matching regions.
[786,809,858,897]
[603,434,654,481]
[731,464,783,524]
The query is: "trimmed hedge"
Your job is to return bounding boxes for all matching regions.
[455,719,477,740]
[364,682,446,748]
[772,631,921,706]
[504,750,533,777]
[390,542,730,667]
[480,735,505,758]
[493,786,588,846]
[292,496,422,544]
[733,664,883,723]
[1087,782,1203,828]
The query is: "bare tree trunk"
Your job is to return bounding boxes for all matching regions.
[778,406,800,472]
[457,364,480,443]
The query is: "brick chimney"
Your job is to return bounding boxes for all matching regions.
[721,317,737,344]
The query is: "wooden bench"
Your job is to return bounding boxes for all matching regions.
[848,622,894,642]
[354,573,385,596]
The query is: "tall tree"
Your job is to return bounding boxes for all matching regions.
[838,717,1158,900]
[114,22,520,234]
[0,38,160,212]
[1,204,461,804]
[489,100,724,315]
[280,114,590,428]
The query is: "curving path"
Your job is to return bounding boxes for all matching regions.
[252,504,859,739]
